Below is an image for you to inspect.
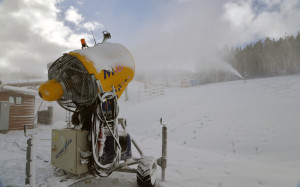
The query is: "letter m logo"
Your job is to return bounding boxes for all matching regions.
[104,70,114,79]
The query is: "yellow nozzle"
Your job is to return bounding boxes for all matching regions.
[38,79,63,101]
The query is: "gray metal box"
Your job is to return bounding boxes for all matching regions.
[51,129,89,175]
[0,102,10,131]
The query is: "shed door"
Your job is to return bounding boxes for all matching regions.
[0,102,10,131]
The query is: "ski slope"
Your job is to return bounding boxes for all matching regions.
[1,75,300,187]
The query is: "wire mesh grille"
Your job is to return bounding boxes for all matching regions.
[48,54,97,108]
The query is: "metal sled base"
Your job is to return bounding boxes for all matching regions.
[42,118,167,187]
[46,158,139,186]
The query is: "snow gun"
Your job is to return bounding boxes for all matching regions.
[38,31,134,107]
[35,31,167,187]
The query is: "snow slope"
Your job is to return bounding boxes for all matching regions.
[1,75,300,187]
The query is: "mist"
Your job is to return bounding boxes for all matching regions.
[130,0,300,83]
[130,1,240,83]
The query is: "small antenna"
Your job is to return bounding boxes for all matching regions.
[90,28,97,45]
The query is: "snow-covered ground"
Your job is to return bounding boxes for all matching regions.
[1,75,300,187]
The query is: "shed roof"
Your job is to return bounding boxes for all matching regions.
[0,80,43,96]
[0,86,38,96]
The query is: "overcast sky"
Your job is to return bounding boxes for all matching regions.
[0,0,300,79]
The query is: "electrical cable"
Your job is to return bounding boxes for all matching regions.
[88,91,121,177]
[13,142,49,163]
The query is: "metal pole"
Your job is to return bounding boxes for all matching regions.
[161,124,167,181]
[25,135,36,187]
[66,110,72,128]
[159,118,167,182]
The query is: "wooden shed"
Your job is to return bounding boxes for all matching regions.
[0,90,35,132]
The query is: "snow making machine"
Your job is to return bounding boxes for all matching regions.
[36,31,167,186]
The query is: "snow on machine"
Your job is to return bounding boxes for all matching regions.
[26,31,167,187]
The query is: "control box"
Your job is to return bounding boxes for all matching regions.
[51,129,89,175]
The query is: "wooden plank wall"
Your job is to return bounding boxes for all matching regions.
[0,91,35,130]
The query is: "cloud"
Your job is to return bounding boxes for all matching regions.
[65,6,103,31]
[223,1,254,29]
[83,21,104,31]
[65,6,84,25]
[0,0,103,78]
[76,1,84,6]
[223,0,300,43]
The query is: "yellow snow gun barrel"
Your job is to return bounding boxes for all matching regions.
[38,79,64,101]
[38,42,135,108]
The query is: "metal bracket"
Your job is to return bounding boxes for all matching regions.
[24,125,37,137]
[80,151,92,158]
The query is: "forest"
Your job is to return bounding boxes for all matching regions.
[223,32,300,79]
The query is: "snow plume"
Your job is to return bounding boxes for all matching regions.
[0,0,102,79]
[131,1,237,82]
[131,0,300,83]
[133,1,223,81]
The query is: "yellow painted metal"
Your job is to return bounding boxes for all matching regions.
[38,79,63,101]
[39,43,135,102]
[68,52,134,99]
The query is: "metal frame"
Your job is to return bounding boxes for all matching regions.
[24,79,168,186]
[24,117,167,186]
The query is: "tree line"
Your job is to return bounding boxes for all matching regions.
[223,32,300,79]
